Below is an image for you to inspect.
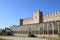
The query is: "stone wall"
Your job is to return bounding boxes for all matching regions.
[20,10,43,25]
[43,11,60,22]
[20,10,60,25]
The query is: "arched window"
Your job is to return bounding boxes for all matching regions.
[40,23,43,34]
[53,22,58,34]
[44,23,47,34]
[35,24,39,34]
[48,22,52,34]
[31,25,35,34]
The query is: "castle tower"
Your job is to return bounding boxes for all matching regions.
[19,10,43,26]
[33,10,43,24]
[20,19,23,26]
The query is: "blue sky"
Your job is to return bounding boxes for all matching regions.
[0,0,60,29]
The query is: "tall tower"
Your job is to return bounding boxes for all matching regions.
[20,19,23,26]
[33,10,43,24]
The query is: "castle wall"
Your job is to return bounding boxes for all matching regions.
[10,21,60,35]
[10,10,60,38]
[20,10,60,25]
[43,11,60,22]
[23,17,34,25]
[22,10,42,25]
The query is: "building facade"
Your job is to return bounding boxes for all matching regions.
[10,10,60,37]
[20,10,60,25]
[20,10,43,25]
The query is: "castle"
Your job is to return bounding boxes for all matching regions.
[10,10,60,37]
[20,10,60,25]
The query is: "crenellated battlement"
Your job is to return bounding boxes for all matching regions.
[43,10,60,22]
[20,10,60,25]
[43,10,60,18]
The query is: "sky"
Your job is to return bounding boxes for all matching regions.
[0,0,60,29]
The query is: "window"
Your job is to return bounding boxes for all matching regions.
[48,23,52,30]
[48,30,52,34]
[54,30,58,34]
[44,30,47,34]
[44,23,47,30]
[48,23,53,34]
[44,23,47,34]
[53,22,58,34]
[40,23,43,34]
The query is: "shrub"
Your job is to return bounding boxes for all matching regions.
[28,34,36,37]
